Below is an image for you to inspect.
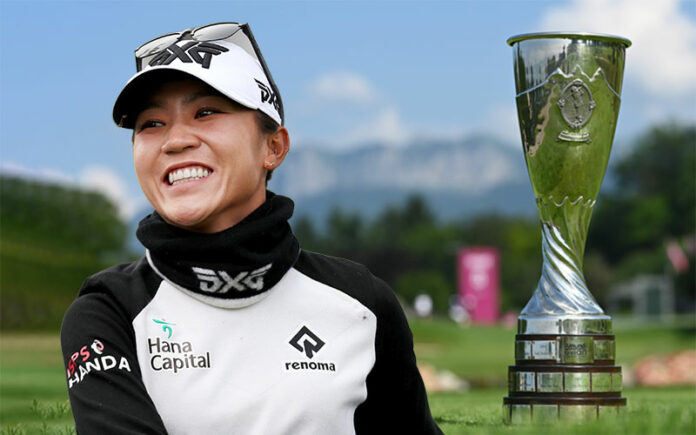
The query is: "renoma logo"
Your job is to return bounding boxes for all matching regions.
[285,326,336,372]
[149,41,229,69]
[254,79,281,113]
[192,263,272,294]
[289,326,324,358]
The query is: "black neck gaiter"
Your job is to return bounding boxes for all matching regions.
[136,192,300,305]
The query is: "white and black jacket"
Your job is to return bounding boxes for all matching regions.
[61,193,442,435]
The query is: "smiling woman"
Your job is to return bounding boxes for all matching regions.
[131,77,287,232]
[60,21,442,435]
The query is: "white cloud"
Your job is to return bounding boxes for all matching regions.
[308,71,378,104]
[1,162,75,184]
[540,0,696,96]
[340,107,412,147]
[79,165,144,221]
[1,162,144,221]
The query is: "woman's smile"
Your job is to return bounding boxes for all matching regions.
[132,79,271,233]
[164,164,213,186]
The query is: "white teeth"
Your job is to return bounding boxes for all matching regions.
[167,165,211,185]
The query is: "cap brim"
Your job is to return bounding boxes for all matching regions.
[112,67,258,129]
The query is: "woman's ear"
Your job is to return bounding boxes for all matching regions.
[263,126,290,170]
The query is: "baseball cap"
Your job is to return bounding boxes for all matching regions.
[113,22,283,129]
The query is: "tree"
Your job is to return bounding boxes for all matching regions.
[590,123,695,259]
[1,175,129,329]
[588,123,696,309]
[1,176,126,256]
[613,124,695,237]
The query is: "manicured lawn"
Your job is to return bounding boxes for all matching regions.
[410,317,696,383]
[1,334,74,434]
[2,319,694,434]
[430,386,696,434]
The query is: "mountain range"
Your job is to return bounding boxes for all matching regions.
[269,135,537,224]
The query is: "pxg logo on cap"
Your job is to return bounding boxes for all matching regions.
[254,79,280,113]
[148,41,229,70]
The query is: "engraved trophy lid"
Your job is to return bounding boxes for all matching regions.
[507,32,632,47]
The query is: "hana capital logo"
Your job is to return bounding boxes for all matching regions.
[153,318,176,339]
[148,318,212,374]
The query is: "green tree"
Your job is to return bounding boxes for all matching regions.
[1,176,126,256]
[1,176,129,329]
[588,123,696,309]
[614,124,695,237]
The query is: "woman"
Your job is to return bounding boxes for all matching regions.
[61,22,442,434]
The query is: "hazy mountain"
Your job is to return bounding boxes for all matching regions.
[269,135,537,223]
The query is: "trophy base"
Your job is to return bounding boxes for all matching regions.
[503,316,626,423]
[503,395,626,423]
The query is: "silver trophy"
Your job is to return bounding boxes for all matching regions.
[503,32,630,422]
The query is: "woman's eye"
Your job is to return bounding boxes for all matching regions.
[196,108,219,118]
[137,120,164,131]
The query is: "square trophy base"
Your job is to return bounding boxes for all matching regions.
[503,316,626,423]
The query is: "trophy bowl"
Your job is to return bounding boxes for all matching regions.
[503,32,631,423]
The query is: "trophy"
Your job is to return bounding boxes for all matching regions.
[503,33,630,422]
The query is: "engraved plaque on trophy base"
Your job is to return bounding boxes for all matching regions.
[503,317,626,422]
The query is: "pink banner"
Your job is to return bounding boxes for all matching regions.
[458,247,500,324]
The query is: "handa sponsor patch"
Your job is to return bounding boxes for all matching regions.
[66,339,132,388]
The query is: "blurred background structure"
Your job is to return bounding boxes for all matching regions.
[1,0,695,431]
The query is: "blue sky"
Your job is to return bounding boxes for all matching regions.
[1,0,695,219]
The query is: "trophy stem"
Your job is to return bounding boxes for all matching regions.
[521,223,604,316]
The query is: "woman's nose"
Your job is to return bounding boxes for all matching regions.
[161,123,201,153]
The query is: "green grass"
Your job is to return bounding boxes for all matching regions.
[1,320,695,434]
[430,387,696,434]
[1,335,75,434]
[411,317,696,383]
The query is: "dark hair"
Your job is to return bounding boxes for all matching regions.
[255,110,280,183]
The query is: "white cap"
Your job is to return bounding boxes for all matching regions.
[113,39,282,128]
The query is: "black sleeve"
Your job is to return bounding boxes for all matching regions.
[354,278,443,435]
[61,289,168,434]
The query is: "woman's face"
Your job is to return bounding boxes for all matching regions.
[132,79,272,233]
